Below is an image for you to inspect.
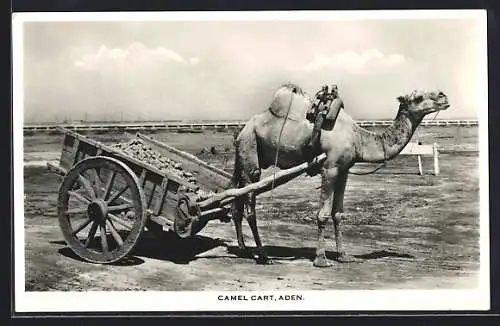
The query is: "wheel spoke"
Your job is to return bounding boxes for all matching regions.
[106,219,124,246]
[72,218,92,236]
[106,185,130,205]
[84,222,98,248]
[91,168,103,198]
[103,170,117,201]
[65,207,88,215]
[108,213,134,231]
[78,173,96,200]
[107,203,134,213]
[68,190,91,204]
[100,224,109,253]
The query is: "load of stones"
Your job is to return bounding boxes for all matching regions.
[110,139,215,201]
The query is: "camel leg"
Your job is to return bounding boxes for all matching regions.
[231,123,262,260]
[246,191,272,265]
[313,166,337,267]
[232,198,251,255]
[332,170,355,263]
[231,152,250,256]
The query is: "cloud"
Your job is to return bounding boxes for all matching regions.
[74,42,198,70]
[296,49,406,73]
[189,57,200,65]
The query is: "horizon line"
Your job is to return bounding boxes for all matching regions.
[23,117,479,125]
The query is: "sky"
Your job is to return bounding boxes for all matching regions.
[21,14,486,123]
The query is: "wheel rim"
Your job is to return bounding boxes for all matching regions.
[58,156,147,263]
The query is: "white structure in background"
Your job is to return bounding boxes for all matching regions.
[400,142,440,176]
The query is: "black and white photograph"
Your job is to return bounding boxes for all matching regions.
[13,10,489,312]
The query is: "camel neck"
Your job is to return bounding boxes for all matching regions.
[353,110,422,163]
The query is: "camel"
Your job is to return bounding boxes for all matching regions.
[231,83,450,267]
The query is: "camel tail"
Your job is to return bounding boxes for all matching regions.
[230,118,261,190]
[231,140,242,189]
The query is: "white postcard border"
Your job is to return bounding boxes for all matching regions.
[12,9,490,313]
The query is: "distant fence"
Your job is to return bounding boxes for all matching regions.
[23,119,478,133]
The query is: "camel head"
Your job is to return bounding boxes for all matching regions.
[397,90,450,119]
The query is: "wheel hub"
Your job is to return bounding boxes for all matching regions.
[87,199,108,224]
[174,194,203,238]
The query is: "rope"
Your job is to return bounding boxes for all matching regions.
[349,162,387,175]
[395,110,441,177]
[271,93,295,190]
[266,91,295,234]
[412,111,440,177]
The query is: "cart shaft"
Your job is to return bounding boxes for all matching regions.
[197,153,327,210]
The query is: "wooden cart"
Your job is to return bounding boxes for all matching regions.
[47,127,326,264]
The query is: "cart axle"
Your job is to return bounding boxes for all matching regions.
[87,199,108,224]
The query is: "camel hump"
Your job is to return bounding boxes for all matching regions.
[269,87,312,121]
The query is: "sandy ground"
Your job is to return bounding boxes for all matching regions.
[22,127,481,291]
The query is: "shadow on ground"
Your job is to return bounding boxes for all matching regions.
[52,231,228,265]
[227,245,415,262]
[52,232,414,266]
[134,232,228,264]
[56,247,146,266]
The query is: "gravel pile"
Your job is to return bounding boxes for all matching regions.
[111,139,215,202]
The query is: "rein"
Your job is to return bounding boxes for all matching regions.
[348,110,441,176]
[348,140,388,175]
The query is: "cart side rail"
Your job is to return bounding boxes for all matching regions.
[54,127,198,191]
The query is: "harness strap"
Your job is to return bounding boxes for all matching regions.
[268,107,301,121]
[266,91,295,235]
[348,138,388,176]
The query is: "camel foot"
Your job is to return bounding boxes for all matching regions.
[256,255,273,265]
[313,255,332,268]
[337,254,356,263]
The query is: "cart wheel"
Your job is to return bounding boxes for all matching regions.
[174,194,207,238]
[58,156,147,264]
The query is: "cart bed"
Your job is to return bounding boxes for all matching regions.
[48,127,231,229]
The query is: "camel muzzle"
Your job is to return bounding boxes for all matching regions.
[438,101,450,110]
[435,92,450,110]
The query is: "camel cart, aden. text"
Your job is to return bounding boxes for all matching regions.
[47,127,327,264]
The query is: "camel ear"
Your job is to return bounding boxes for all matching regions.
[397,96,407,104]
[413,94,424,103]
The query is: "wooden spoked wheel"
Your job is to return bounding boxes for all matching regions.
[58,156,147,264]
